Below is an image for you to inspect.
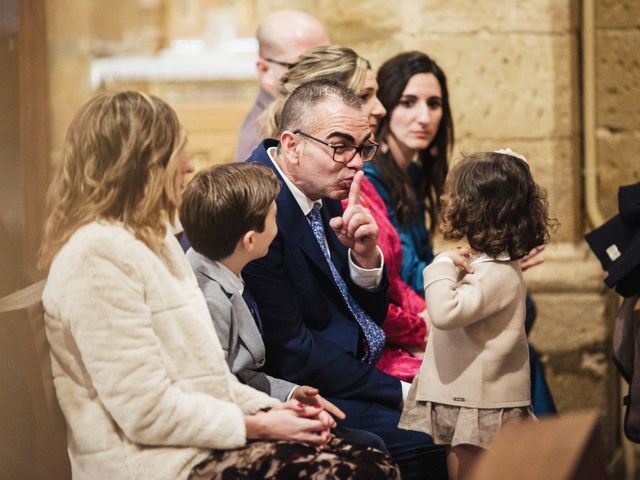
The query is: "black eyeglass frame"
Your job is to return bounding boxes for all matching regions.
[262,57,295,69]
[293,130,378,164]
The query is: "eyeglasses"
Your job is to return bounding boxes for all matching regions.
[294,131,378,164]
[262,57,295,69]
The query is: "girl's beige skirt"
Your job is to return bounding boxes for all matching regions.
[399,379,535,449]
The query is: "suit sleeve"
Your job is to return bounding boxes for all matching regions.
[243,232,402,409]
[235,368,296,402]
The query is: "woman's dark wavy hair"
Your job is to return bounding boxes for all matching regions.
[441,152,557,259]
[373,51,453,230]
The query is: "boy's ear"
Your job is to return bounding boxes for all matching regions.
[241,230,256,252]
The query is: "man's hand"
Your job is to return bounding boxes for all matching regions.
[520,245,545,272]
[330,171,380,269]
[292,385,346,422]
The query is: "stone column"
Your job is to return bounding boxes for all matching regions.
[595,0,640,218]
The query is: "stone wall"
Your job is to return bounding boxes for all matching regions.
[259,0,583,241]
[596,0,640,218]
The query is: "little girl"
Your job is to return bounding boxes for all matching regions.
[399,149,555,479]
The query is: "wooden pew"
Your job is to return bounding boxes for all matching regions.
[0,281,70,479]
[468,410,609,480]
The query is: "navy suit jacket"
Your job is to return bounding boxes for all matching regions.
[243,140,402,409]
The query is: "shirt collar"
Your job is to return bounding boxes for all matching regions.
[267,146,321,216]
[471,251,512,264]
[214,260,245,295]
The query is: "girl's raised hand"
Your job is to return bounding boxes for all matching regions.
[441,247,475,274]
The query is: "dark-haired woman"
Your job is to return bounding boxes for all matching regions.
[364,51,452,294]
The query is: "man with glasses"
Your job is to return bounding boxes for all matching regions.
[243,79,448,480]
[235,9,329,162]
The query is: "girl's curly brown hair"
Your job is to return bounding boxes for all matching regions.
[441,151,557,260]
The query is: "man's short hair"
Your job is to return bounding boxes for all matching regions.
[278,78,364,136]
[180,163,280,261]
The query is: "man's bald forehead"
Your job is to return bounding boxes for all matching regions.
[303,98,366,134]
[257,9,329,58]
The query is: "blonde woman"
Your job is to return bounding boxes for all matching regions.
[260,45,386,139]
[259,46,428,383]
[40,91,398,480]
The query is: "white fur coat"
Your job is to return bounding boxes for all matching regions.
[43,222,279,480]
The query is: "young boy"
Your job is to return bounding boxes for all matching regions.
[180,163,344,414]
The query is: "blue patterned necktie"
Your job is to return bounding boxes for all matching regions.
[307,203,385,364]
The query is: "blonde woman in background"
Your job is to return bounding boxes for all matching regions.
[260,45,383,139]
[260,45,429,383]
[39,91,399,480]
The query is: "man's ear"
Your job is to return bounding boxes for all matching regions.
[279,131,302,165]
[256,58,269,77]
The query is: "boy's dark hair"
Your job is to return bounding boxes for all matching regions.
[441,151,558,260]
[179,163,280,261]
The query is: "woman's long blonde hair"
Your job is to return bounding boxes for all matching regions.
[39,91,186,268]
[260,45,370,138]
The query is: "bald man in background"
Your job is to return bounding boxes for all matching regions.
[235,9,330,162]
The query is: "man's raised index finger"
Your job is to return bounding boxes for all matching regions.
[348,170,364,207]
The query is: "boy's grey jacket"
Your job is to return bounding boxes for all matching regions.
[186,248,296,401]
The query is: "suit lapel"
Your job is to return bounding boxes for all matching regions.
[229,293,266,363]
[253,142,336,282]
[194,254,266,365]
